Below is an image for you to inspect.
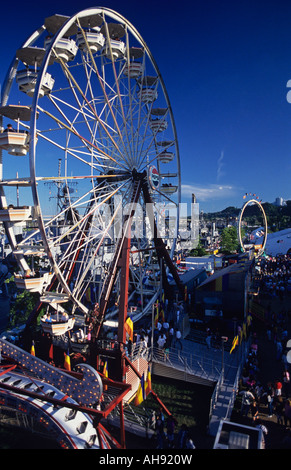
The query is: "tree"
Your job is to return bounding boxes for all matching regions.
[9,290,45,328]
[219,226,239,254]
[189,240,207,256]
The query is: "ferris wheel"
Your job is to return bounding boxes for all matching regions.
[237,195,268,257]
[0,8,181,335]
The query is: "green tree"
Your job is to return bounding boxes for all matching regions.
[9,290,45,328]
[219,226,239,254]
[189,241,207,256]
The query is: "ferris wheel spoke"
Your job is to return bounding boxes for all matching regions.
[74,21,129,159]
[38,103,128,168]
[60,201,121,301]
[137,109,169,170]
[47,93,99,157]
[47,179,129,250]
[71,196,123,298]
[54,54,129,168]
[103,28,133,164]
[47,93,98,150]
[134,87,160,169]
[59,195,119,268]
[36,130,120,173]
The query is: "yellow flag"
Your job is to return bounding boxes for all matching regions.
[125,317,133,341]
[30,340,35,356]
[134,374,145,406]
[103,361,108,391]
[145,368,152,396]
[230,335,239,354]
[64,350,71,371]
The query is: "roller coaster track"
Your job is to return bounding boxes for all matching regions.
[0,339,130,449]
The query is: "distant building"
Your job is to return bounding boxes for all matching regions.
[273,197,286,207]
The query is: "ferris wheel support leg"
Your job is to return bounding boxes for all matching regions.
[119,401,126,449]
[117,228,131,345]
[94,180,142,339]
[142,181,184,297]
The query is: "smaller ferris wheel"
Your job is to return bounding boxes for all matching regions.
[237,193,268,257]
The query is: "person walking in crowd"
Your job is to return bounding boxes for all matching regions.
[251,400,259,422]
[275,396,284,425]
[239,389,255,417]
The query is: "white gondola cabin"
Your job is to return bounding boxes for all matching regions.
[103,39,126,60]
[149,119,168,132]
[40,292,69,304]
[124,62,143,78]
[40,291,74,336]
[44,37,78,63]
[138,76,158,103]
[100,23,126,61]
[0,132,29,156]
[16,70,54,97]
[0,105,39,155]
[161,184,178,194]
[158,151,175,163]
[41,315,75,336]
[76,31,105,53]
[0,206,32,222]
[138,88,158,104]
[44,14,79,63]
[150,108,168,132]
[13,244,45,256]
[14,271,53,293]
[16,47,55,97]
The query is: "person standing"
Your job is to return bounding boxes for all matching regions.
[275,396,284,425]
[206,329,212,349]
[239,389,255,417]
[174,328,183,350]
[267,391,274,417]
[256,420,268,449]
[275,380,283,397]
[168,323,175,347]
[283,370,290,397]
[251,400,259,422]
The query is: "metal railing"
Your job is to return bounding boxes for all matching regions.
[208,336,252,423]
[150,345,223,381]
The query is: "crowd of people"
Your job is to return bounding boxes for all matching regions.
[150,409,195,449]
[236,253,291,448]
[255,253,291,301]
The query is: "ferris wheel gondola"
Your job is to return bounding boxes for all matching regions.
[0,8,181,337]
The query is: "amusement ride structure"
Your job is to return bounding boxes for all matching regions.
[0,7,184,449]
[237,194,268,257]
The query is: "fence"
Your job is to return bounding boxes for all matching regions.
[208,336,252,424]
[151,345,223,382]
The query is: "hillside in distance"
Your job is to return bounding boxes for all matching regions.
[203,200,291,232]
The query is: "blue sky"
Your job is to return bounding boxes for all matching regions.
[1,0,291,213]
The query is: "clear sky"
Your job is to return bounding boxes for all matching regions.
[1,0,291,213]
